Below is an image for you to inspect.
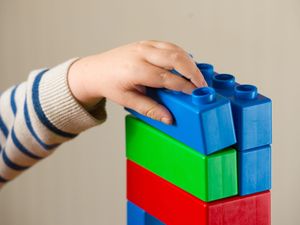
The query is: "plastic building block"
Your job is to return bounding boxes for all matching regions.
[146,214,164,225]
[211,74,238,96]
[196,63,215,86]
[238,145,272,196]
[127,201,146,225]
[127,201,165,225]
[126,87,236,155]
[212,74,272,151]
[127,160,271,225]
[126,115,237,201]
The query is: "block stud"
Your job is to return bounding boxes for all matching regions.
[196,63,214,85]
[212,74,236,89]
[234,84,258,100]
[192,87,215,105]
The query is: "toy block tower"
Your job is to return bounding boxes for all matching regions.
[125,62,271,225]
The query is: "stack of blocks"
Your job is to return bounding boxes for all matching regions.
[125,63,272,225]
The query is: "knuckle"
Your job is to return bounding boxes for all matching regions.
[159,41,173,48]
[156,40,176,48]
[159,72,171,84]
[137,40,148,45]
[135,44,145,53]
[135,40,148,52]
[143,103,160,119]
[170,51,184,63]
[165,42,180,50]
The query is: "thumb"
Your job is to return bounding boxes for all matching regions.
[124,91,173,125]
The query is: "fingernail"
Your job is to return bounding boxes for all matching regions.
[161,117,172,125]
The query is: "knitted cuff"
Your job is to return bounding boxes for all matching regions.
[37,58,107,135]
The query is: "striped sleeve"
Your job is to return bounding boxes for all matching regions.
[0,59,107,188]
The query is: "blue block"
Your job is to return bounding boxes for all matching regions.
[126,87,236,155]
[196,63,215,86]
[211,74,239,97]
[238,145,272,195]
[127,201,164,225]
[146,214,165,225]
[212,74,272,151]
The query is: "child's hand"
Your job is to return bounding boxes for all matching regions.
[68,41,207,124]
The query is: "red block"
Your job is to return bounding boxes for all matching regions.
[127,160,271,225]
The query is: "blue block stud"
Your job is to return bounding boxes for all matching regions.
[126,87,236,155]
[127,201,165,225]
[212,74,238,96]
[212,74,272,151]
[196,63,215,86]
[238,145,272,195]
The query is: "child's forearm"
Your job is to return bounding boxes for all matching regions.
[0,59,106,187]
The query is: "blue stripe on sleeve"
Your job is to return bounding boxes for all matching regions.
[0,93,3,152]
[10,85,18,115]
[2,150,29,171]
[11,128,42,160]
[0,90,9,138]
[32,70,77,139]
[24,99,59,150]
[0,116,8,138]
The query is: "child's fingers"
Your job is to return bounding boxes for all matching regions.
[139,45,207,87]
[134,64,197,94]
[123,91,173,125]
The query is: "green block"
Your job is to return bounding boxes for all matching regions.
[126,115,238,202]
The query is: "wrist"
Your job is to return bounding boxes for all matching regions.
[67,57,104,111]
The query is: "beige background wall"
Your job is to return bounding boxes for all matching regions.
[0,0,299,224]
